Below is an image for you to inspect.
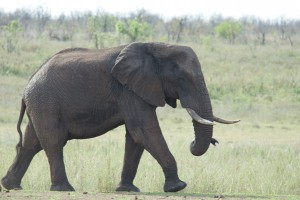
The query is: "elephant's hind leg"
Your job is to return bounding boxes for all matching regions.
[44,147,74,191]
[34,117,74,191]
[1,120,42,190]
[116,128,144,192]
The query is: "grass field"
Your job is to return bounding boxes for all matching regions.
[0,38,300,199]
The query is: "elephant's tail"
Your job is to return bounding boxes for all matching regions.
[16,98,26,150]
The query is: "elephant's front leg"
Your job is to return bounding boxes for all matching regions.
[116,128,144,192]
[119,92,186,192]
[139,125,187,192]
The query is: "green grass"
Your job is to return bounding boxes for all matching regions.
[2,191,298,200]
[0,37,300,197]
[1,120,300,195]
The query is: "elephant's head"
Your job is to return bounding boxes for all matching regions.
[112,42,238,156]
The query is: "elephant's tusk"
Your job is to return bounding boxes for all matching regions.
[213,116,240,124]
[186,108,214,126]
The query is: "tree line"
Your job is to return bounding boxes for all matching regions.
[1,7,299,52]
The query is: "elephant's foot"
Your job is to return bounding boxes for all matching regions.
[164,180,187,192]
[116,182,140,192]
[1,175,22,191]
[50,182,75,191]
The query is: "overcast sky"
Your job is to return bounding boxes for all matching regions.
[0,0,299,20]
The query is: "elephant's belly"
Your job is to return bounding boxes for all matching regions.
[66,110,124,139]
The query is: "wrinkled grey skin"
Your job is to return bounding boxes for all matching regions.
[1,42,217,192]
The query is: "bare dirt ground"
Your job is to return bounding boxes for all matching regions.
[0,190,292,200]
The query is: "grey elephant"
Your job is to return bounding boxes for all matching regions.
[1,42,238,192]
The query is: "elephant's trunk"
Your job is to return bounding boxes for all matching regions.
[186,95,214,156]
[177,63,214,156]
[190,120,213,156]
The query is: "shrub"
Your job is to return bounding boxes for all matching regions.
[215,20,241,44]
[116,18,153,42]
[2,20,22,53]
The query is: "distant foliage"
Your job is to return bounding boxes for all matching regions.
[165,17,186,43]
[88,12,117,48]
[116,18,153,42]
[2,20,22,53]
[0,7,299,46]
[48,14,74,41]
[34,6,51,36]
[215,20,241,44]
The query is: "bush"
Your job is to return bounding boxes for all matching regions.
[215,20,241,44]
[1,20,22,53]
[116,18,153,42]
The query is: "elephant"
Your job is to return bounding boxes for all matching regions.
[1,42,239,192]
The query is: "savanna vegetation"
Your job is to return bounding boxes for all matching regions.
[0,7,300,199]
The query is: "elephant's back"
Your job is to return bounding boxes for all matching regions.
[28,46,123,84]
[24,46,123,111]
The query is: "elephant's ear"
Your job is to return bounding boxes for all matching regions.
[111,43,165,107]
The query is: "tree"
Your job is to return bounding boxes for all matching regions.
[165,17,187,43]
[116,17,153,42]
[276,16,296,46]
[215,19,241,44]
[2,20,22,53]
[48,13,74,41]
[13,8,33,38]
[255,19,270,45]
[87,12,117,48]
[34,6,51,36]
